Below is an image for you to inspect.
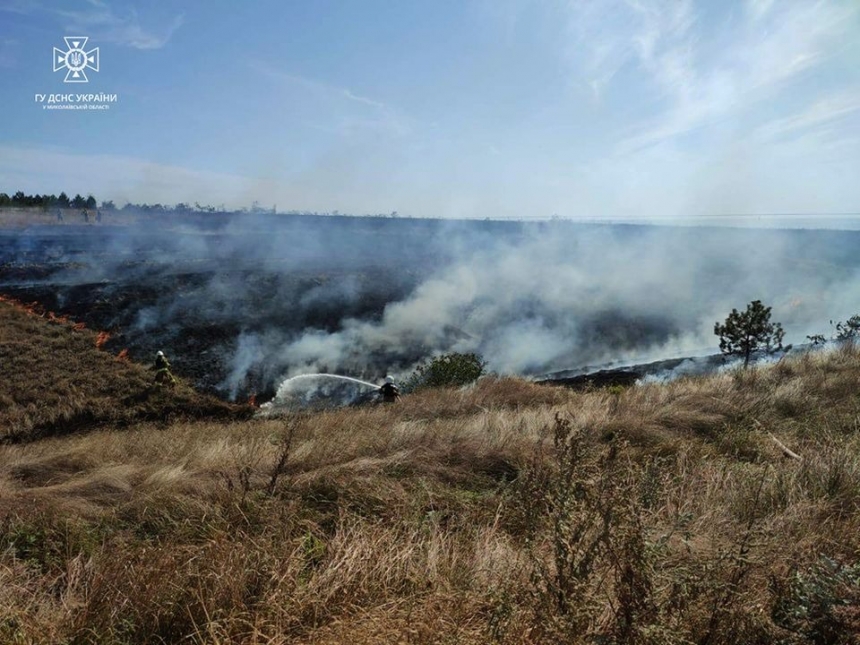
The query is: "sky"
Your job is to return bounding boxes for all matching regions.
[0,0,859,220]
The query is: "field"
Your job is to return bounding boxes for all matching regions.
[4,214,860,401]
[2,298,860,644]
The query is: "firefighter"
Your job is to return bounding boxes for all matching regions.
[379,375,400,403]
[153,350,176,386]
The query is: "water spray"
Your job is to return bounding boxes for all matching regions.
[278,373,380,390]
[259,372,381,415]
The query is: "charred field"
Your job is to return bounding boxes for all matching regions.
[0,214,450,399]
[3,212,860,401]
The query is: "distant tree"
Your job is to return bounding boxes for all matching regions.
[12,191,26,205]
[832,315,860,342]
[806,334,826,346]
[57,192,70,208]
[100,200,115,210]
[71,194,86,209]
[0,193,10,207]
[85,195,97,209]
[715,300,786,368]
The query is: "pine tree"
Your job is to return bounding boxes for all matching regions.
[714,300,786,367]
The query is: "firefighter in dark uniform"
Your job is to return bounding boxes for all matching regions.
[379,376,400,403]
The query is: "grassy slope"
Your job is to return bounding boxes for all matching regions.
[0,300,247,443]
[2,301,860,643]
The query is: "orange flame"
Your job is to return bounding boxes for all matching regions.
[47,311,71,324]
[116,348,129,361]
[1,298,118,356]
[248,393,257,407]
[0,295,41,317]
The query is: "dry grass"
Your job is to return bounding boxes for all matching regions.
[3,304,860,643]
[0,208,139,228]
[0,301,246,443]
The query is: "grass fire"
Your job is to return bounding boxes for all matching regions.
[3,2,860,640]
[2,209,860,643]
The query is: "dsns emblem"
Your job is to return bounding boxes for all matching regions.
[54,37,100,83]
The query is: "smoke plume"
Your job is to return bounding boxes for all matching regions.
[3,214,860,400]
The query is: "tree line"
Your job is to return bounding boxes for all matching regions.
[0,191,248,215]
[0,191,408,218]
[0,191,108,210]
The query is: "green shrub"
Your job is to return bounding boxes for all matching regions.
[403,352,486,392]
[772,555,860,644]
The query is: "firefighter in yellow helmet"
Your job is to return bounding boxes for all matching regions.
[153,350,176,386]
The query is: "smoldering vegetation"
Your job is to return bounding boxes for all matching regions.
[2,212,860,400]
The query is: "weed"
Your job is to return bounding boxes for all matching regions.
[772,555,860,644]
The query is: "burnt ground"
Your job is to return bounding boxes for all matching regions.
[0,218,442,400]
[1,268,415,398]
[0,212,538,400]
[537,353,729,389]
[4,214,860,402]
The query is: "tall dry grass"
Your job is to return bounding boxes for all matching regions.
[3,304,860,643]
[0,302,245,443]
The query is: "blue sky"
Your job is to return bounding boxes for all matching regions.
[1,0,859,219]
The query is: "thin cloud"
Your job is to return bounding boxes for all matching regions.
[745,0,776,22]
[0,0,182,50]
[248,61,414,138]
[251,63,387,111]
[755,91,860,142]
[343,89,385,109]
[0,145,251,207]
[56,3,184,50]
[566,0,857,152]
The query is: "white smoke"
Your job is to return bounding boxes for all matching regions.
[263,227,722,378]
[221,332,264,400]
[240,222,860,391]
[9,211,860,401]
